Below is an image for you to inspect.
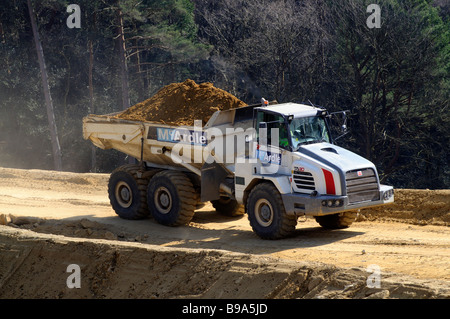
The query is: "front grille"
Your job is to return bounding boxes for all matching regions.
[293,172,315,193]
[346,168,379,204]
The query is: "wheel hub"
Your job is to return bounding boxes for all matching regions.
[260,205,271,220]
[115,181,132,208]
[160,193,170,207]
[255,198,273,227]
[120,187,130,202]
[154,186,172,214]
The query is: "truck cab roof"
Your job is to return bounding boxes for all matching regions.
[255,102,326,119]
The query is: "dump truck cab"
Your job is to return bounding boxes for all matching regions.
[233,102,394,238]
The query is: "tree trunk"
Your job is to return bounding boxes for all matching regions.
[26,0,62,171]
[116,4,135,165]
[88,39,97,172]
[117,6,130,111]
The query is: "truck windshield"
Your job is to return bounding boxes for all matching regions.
[290,116,330,150]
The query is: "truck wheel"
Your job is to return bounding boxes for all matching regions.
[211,196,245,217]
[147,170,197,226]
[314,211,358,229]
[247,183,297,239]
[108,165,149,220]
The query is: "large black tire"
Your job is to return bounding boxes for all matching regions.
[108,164,150,220]
[211,196,245,217]
[314,211,358,229]
[247,183,297,239]
[147,170,198,226]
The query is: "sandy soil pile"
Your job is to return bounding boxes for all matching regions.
[1,226,448,299]
[0,168,449,299]
[359,189,450,226]
[115,79,247,126]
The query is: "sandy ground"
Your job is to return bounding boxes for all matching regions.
[0,167,449,299]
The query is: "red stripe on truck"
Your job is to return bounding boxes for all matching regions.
[322,168,336,195]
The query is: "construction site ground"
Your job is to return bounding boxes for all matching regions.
[0,167,448,299]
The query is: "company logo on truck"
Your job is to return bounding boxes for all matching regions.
[256,149,282,165]
[154,127,207,146]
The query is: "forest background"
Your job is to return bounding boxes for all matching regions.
[0,0,448,189]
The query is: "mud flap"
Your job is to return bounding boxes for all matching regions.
[200,161,229,202]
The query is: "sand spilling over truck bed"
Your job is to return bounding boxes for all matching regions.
[115,79,247,126]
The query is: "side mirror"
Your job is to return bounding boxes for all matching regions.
[341,112,348,134]
[329,110,349,141]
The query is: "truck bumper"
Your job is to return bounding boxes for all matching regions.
[282,184,394,216]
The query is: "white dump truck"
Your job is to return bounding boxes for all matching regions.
[83,101,394,239]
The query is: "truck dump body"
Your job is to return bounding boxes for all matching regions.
[83,104,256,173]
[84,114,204,170]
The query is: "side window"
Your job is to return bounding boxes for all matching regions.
[277,120,289,150]
[255,111,264,142]
[256,111,289,150]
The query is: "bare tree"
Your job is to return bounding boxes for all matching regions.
[329,0,446,183]
[195,0,326,102]
[116,3,130,111]
[88,39,97,171]
[26,0,62,171]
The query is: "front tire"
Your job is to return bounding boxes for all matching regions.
[147,170,197,226]
[247,183,297,239]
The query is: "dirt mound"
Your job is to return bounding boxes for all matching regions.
[1,167,450,298]
[115,79,247,126]
[358,189,450,226]
[1,226,448,299]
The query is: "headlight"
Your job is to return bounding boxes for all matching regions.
[321,199,344,207]
[383,189,394,200]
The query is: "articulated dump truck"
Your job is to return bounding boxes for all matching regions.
[83,101,394,239]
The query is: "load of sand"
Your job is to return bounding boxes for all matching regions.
[115,79,247,126]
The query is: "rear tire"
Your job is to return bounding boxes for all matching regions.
[247,183,297,239]
[147,170,197,226]
[211,196,245,217]
[314,211,358,229]
[108,164,149,220]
